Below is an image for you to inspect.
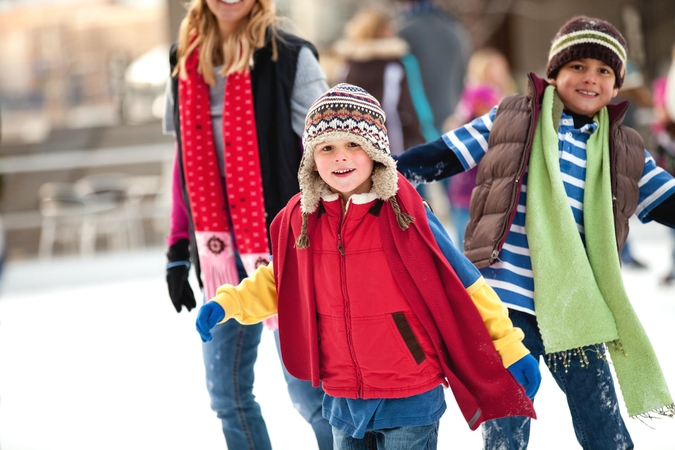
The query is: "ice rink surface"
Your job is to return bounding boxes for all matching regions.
[1,219,674,449]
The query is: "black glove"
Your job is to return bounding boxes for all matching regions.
[166,239,197,313]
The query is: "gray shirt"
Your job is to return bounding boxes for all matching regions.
[163,46,328,176]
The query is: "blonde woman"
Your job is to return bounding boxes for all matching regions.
[162,0,331,448]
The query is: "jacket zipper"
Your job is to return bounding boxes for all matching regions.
[336,206,363,397]
[489,73,540,265]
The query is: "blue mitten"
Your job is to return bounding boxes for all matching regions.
[196,302,225,343]
[508,354,541,399]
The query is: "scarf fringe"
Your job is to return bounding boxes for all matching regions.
[201,256,240,300]
[632,404,675,425]
[546,343,608,373]
[609,338,628,356]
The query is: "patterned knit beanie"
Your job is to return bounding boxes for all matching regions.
[296,83,412,248]
[546,16,628,88]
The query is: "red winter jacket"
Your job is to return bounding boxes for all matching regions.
[270,174,535,430]
[311,194,445,399]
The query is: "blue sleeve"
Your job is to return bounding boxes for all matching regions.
[441,107,496,170]
[395,107,497,185]
[426,207,481,288]
[635,149,675,221]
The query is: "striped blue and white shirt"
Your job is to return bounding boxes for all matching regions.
[446,106,675,315]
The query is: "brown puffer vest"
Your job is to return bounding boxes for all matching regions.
[464,73,645,268]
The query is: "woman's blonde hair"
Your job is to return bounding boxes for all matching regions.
[174,0,279,85]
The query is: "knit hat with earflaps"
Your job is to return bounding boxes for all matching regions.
[296,83,413,249]
[546,16,628,88]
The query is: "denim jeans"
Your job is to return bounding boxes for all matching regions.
[482,310,633,450]
[203,320,270,449]
[274,331,334,450]
[332,423,438,450]
[201,252,269,449]
[202,253,332,449]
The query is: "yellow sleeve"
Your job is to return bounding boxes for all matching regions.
[210,263,278,325]
[466,277,530,368]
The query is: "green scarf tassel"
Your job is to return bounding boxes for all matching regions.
[526,85,674,417]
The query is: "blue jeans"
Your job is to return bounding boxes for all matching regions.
[274,331,334,449]
[202,252,270,449]
[203,320,270,449]
[482,310,633,450]
[332,423,438,450]
[202,253,331,449]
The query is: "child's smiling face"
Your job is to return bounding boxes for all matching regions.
[549,58,619,117]
[313,139,374,202]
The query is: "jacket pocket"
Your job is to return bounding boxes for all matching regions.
[391,312,426,364]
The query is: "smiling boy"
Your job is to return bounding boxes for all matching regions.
[395,16,675,450]
[194,84,540,449]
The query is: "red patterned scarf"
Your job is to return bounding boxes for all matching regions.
[179,47,270,299]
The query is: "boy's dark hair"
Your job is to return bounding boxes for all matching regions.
[546,16,628,88]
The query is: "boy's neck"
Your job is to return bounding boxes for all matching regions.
[563,109,595,128]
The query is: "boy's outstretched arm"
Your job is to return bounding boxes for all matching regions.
[196,263,278,342]
[426,208,541,398]
[395,106,497,185]
[646,192,675,228]
[395,138,465,184]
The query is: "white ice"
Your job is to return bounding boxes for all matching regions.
[0,219,674,449]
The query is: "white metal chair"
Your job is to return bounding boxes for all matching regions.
[75,172,132,255]
[37,182,91,258]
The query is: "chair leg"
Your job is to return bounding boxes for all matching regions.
[80,215,97,256]
[38,218,57,259]
[125,202,145,248]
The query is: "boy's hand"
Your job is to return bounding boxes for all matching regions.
[196,302,225,342]
[508,354,541,399]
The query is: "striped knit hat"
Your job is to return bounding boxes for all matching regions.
[546,16,628,88]
[296,83,412,248]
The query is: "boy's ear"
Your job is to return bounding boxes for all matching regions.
[611,86,619,99]
[548,78,557,86]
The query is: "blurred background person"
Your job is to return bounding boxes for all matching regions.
[394,0,471,132]
[332,6,434,156]
[443,48,516,250]
[163,0,331,449]
[652,47,675,284]
[393,0,472,221]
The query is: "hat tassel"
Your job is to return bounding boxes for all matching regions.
[389,196,415,231]
[295,212,310,249]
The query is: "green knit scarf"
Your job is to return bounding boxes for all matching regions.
[526,85,674,417]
